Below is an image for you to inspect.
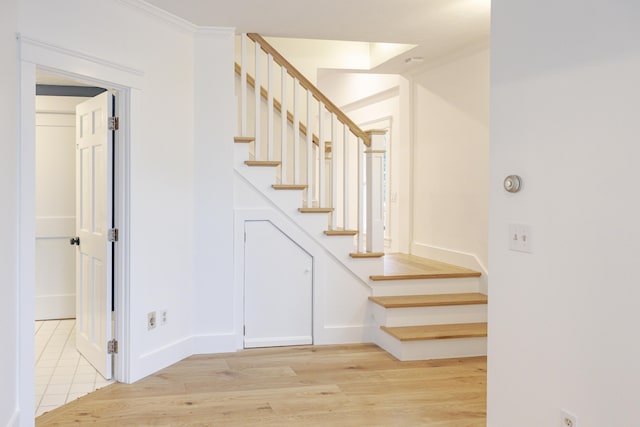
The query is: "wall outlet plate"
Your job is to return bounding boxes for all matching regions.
[561,409,577,427]
[160,309,167,325]
[148,311,157,330]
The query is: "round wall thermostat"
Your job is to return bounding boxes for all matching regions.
[503,175,522,193]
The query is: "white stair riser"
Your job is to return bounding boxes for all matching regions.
[373,328,487,361]
[371,303,488,327]
[370,277,481,296]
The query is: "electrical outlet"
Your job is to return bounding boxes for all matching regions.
[509,224,532,253]
[160,309,168,325]
[147,311,157,330]
[561,410,577,427]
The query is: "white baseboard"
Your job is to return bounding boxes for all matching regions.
[411,242,489,295]
[132,333,240,382]
[35,294,75,320]
[133,336,193,383]
[192,333,239,355]
[316,325,370,345]
[6,410,18,427]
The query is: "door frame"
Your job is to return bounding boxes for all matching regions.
[18,35,142,418]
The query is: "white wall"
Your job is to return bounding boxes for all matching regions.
[13,0,236,422]
[0,0,19,424]
[488,1,640,426]
[410,49,490,274]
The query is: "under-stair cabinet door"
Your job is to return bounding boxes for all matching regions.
[244,220,313,348]
[74,92,114,380]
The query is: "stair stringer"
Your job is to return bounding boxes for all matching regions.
[234,142,383,282]
[234,174,377,345]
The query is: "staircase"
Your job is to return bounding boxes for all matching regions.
[234,33,487,361]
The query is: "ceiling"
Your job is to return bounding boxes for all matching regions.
[145,0,491,73]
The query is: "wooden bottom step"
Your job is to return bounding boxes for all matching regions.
[369,293,487,309]
[381,323,487,342]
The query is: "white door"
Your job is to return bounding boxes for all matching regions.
[74,92,113,379]
[244,221,313,348]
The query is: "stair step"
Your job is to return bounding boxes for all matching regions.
[324,229,358,236]
[234,136,255,143]
[298,207,334,213]
[369,293,487,309]
[381,323,487,342]
[350,252,385,258]
[272,184,308,190]
[245,160,281,167]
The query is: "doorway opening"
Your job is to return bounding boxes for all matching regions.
[33,71,121,417]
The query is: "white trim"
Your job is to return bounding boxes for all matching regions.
[6,410,18,427]
[194,26,236,37]
[18,38,136,419]
[411,242,489,295]
[19,35,144,89]
[191,333,237,355]
[340,86,400,114]
[116,0,198,33]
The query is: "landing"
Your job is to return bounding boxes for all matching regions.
[371,253,481,281]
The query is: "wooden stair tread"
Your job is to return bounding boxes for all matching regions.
[350,252,385,258]
[370,253,481,281]
[298,207,334,213]
[272,184,308,190]
[324,229,358,236]
[381,323,487,342]
[234,136,254,143]
[245,160,281,167]
[369,293,487,309]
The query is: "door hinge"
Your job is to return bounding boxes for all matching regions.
[108,228,119,242]
[108,116,119,131]
[108,339,118,354]
[243,325,246,336]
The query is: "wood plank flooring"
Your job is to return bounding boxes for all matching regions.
[36,344,486,426]
[371,253,481,281]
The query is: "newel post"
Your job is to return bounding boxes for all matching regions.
[365,130,387,253]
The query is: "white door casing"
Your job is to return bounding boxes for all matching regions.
[244,220,313,348]
[75,92,113,380]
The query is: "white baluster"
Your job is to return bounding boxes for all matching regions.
[318,103,325,208]
[241,34,247,136]
[331,114,337,230]
[343,124,349,230]
[306,90,313,207]
[357,137,365,253]
[281,66,287,184]
[366,130,386,253]
[254,41,261,159]
[293,79,299,184]
[267,53,274,161]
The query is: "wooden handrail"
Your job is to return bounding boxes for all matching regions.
[235,62,319,146]
[247,33,371,147]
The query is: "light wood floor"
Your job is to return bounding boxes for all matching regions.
[36,344,486,426]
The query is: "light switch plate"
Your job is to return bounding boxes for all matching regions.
[509,224,532,253]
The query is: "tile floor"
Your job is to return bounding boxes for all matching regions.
[35,319,114,417]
